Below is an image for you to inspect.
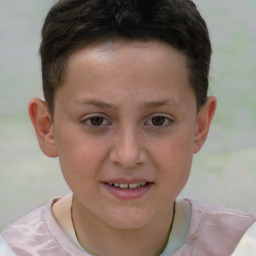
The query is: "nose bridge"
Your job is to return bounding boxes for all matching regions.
[110,123,146,168]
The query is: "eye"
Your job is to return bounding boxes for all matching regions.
[83,116,111,127]
[146,115,172,127]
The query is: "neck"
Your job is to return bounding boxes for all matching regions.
[71,199,175,256]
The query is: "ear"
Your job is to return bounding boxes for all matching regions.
[28,98,58,157]
[193,95,217,154]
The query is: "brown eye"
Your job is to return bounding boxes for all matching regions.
[146,115,171,127]
[89,117,104,126]
[151,116,167,126]
[82,115,111,128]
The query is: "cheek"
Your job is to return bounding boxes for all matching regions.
[57,142,105,197]
[55,131,108,181]
[150,131,195,190]
[153,131,195,167]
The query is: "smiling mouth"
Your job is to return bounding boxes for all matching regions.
[105,182,150,189]
[103,181,153,199]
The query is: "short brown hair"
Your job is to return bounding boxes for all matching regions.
[40,0,211,115]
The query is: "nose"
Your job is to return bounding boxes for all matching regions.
[109,126,147,169]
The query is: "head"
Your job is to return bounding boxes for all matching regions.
[29,0,216,244]
[40,0,212,116]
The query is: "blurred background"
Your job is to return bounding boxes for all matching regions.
[0,0,255,231]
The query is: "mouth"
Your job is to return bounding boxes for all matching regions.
[102,181,153,199]
[105,182,149,189]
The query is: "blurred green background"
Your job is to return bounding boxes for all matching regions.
[0,0,256,231]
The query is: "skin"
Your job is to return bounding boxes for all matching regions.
[29,40,216,256]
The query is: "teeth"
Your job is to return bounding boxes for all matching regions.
[128,183,138,189]
[108,182,147,189]
[120,184,129,188]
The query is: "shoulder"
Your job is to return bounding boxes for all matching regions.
[232,222,256,255]
[1,198,65,256]
[183,198,256,255]
[2,200,50,239]
[187,198,256,227]
[0,236,17,256]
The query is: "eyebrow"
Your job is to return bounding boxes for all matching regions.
[143,99,180,108]
[76,99,116,109]
[75,98,179,109]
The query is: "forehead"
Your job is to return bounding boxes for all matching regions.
[64,39,190,85]
[55,40,196,113]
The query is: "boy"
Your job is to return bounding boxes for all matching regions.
[1,0,255,255]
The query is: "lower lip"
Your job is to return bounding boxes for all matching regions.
[102,183,154,200]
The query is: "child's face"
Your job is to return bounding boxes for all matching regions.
[37,40,215,230]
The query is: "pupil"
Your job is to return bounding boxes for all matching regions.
[90,117,103,126]
[152,116,165,126]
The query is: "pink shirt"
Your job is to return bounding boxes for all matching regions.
[1,197,255,256]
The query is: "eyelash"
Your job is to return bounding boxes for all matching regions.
[81,114,173,128]
[145,115,173,128]
[81,115,111,127]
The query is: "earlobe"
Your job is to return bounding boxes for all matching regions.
[193,95,217,154]
[28,98,58,157]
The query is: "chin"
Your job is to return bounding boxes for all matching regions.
[104,208,152,230]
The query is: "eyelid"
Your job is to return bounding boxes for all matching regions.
[145,113,174,127]
[81,113,111,127]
